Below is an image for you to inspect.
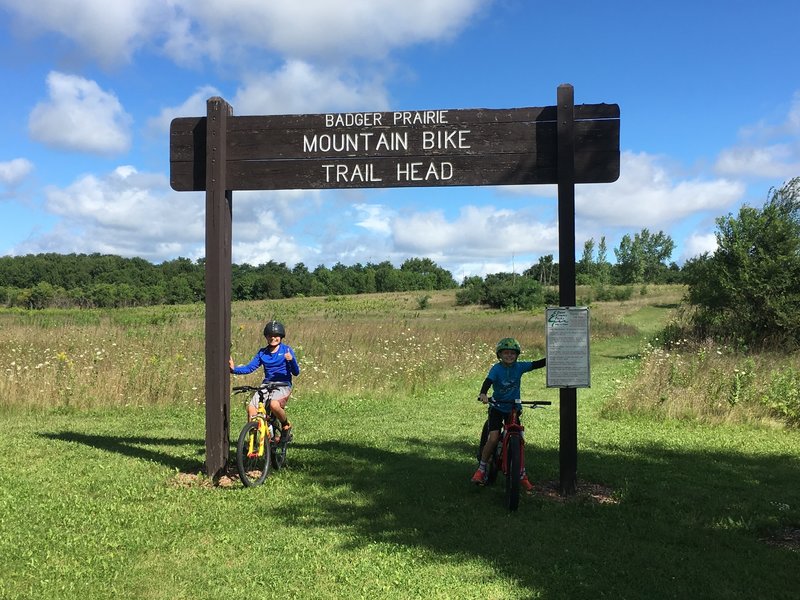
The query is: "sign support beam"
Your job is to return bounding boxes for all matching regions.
[557,84,578,496]
[204,97,233,480]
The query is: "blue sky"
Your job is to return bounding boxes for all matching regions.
[1,0,798,281]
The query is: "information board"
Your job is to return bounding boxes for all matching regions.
[545,307,591,388]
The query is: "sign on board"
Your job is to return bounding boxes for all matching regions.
[170,104,619,191]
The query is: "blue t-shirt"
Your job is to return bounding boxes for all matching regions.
[232,342,300,385]
[486,359,545,413]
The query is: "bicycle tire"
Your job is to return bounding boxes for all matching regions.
[505,435,521,511]
[236,420,271,486]
[271,426,288,470]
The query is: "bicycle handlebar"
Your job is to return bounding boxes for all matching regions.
[233,382,290,394]
[481,397,552,407]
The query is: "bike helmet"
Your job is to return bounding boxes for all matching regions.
[495,337,521,358]
[263,320,286,338]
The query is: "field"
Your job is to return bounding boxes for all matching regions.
[1,287,798,599]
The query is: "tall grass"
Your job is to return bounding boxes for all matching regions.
[607,336,800,427]
[1,292,550,411]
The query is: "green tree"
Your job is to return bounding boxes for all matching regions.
[523,254,557,286]
[596,236,611,284]
[577,238,596,285]
[614,228,674,284]
[686,177,800,350]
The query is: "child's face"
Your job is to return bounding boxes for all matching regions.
[499,349,518,364]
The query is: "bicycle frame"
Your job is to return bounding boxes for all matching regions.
[498,404,525,477]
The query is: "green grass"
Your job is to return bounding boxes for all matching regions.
[1,288,799,599]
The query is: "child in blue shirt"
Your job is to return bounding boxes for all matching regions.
[229,320,300,436]
[472,337,546,491]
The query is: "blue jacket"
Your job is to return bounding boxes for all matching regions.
[232,343,300,385]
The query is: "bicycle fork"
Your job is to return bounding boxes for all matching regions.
[247,417,270,458]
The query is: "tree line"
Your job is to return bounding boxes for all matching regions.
[0,255,457,309]
[0,227,681,311]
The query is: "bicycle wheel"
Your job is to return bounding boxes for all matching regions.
[505,435,521,511]
[236,420,271,486]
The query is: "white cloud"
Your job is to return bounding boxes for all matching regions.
[714,144,800,179]
[575,151,744,228]
[231,235,307,267]
[233,61,389,116]
[28,72,132,155]
[20,166,206,260]
[2,0,487,67]
[714,91,800,179]
[393,204,558,257]
[354,203,394,235]
[0,158,34,187]
[165,0,488,64]
[0,0,167,66]
[147,85,221,134]
[681,231,717,261]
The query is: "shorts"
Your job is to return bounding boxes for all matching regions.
[248,384,292,410]
[486,406,522,432]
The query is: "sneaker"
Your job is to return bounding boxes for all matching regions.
[282,422,293,442]
[471,468,487,485]
[520,474,534,493]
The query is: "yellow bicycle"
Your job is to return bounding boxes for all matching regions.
[234,383,291,487]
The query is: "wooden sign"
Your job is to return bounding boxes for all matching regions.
[170,104,619,191]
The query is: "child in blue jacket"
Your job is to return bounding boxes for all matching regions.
[229,320,300,436]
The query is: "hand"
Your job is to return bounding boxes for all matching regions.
[479,393,489,404]
[228,356,234,371]
[284,351,293,361]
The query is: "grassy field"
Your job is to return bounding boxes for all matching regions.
[1,287,798,599]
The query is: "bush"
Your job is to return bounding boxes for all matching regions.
[686,178,800,351]
[761,367,800,426]
[481,276,543,310]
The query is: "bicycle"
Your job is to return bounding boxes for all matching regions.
[233,383,293,487]
[477,397,551,511]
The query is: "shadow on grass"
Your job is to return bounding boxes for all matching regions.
[39,431,204,471]
[273,436,800,599]
[39,428,800,598]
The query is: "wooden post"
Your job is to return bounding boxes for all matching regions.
[204,97,233,479]
[557,84,578,496]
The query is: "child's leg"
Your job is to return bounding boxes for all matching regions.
[480,430,501,463]
[247,394,259,419]
[269,387,292,428]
